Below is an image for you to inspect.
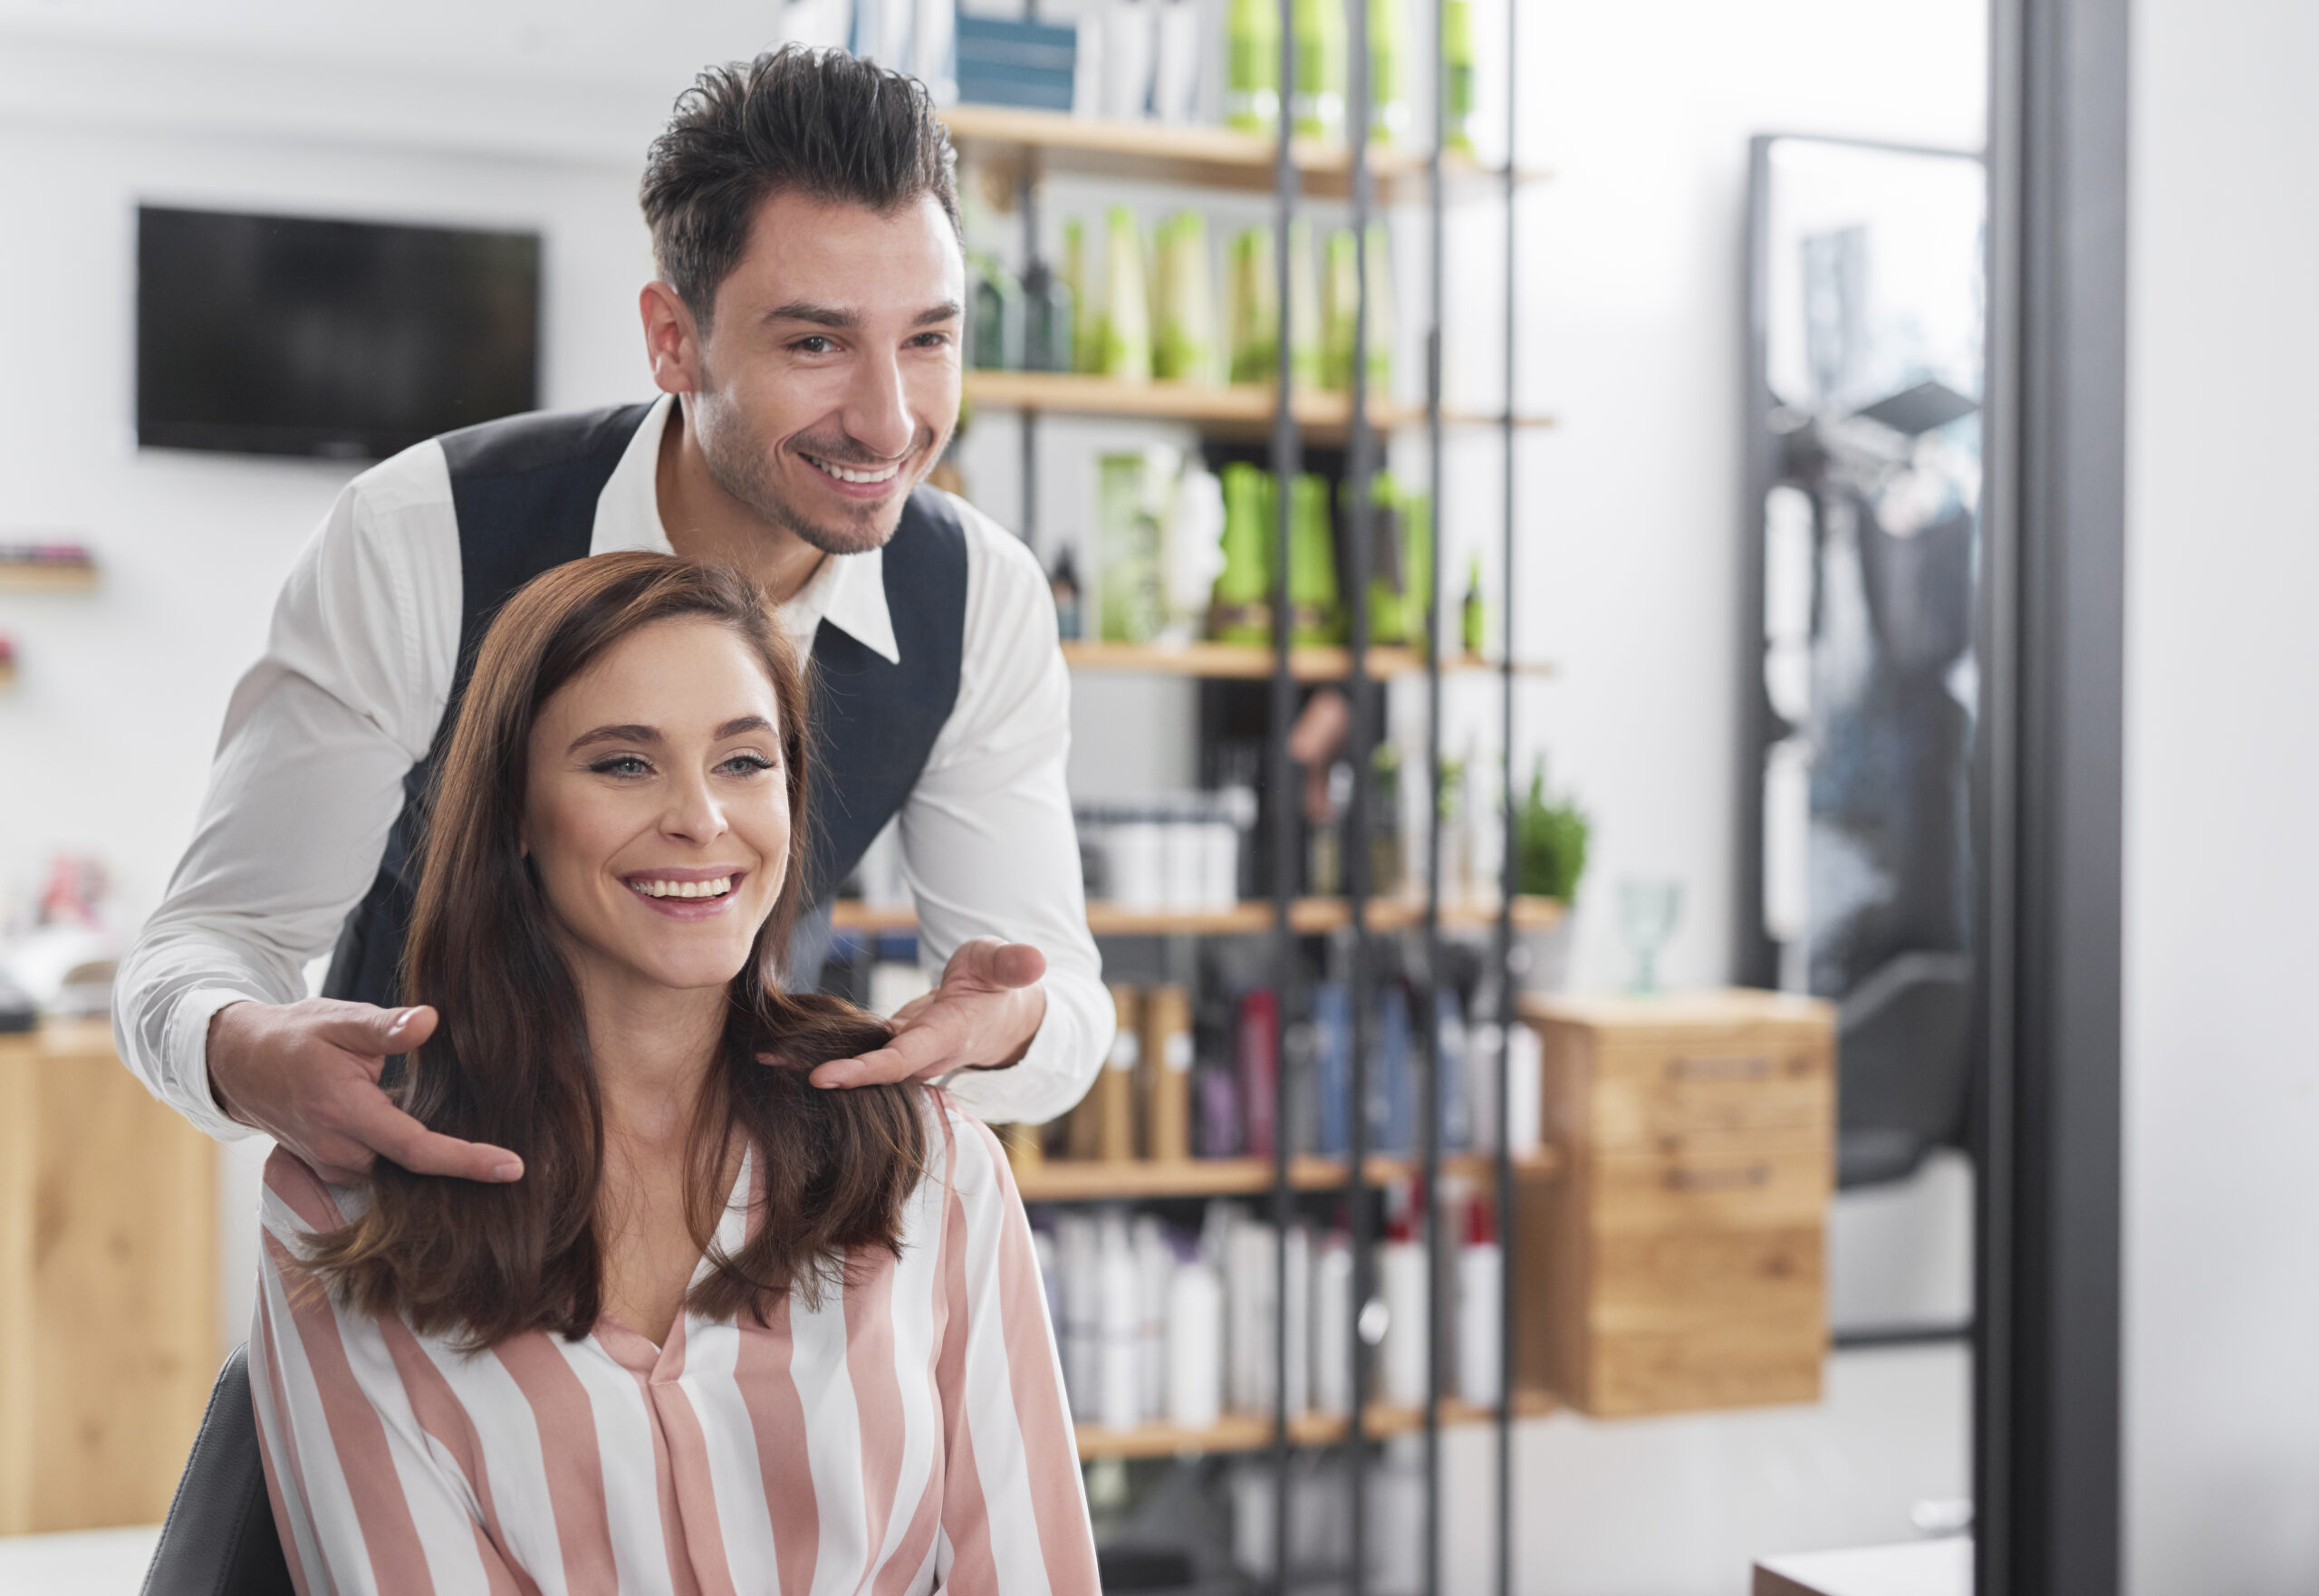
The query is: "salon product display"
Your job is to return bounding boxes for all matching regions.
[1074,793,1250,912]
[1038,1182,1505,1429]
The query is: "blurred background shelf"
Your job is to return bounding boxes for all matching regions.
[938,102,1549,201]
[826,896,1566,937]
[1059,639,1556,680]
[961,369,1553,437]
[1014,1150,1560,1204]
[0,562,96,592]
[1072,1392,1558,1460]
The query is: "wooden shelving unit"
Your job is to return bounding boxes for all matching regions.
[0,561,96,592]
[827,895,1565,937]
[1061,639,1555,681]
[1014,1150,1558,1205]
[938,102,1549,202]
[961,370,1552,438]
[1073,1391,1557,1460]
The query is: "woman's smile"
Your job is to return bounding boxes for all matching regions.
[621,866,750,918]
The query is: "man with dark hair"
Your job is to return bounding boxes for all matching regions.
[116,46,1110,1185]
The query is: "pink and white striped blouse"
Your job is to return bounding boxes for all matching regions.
[249,1091,1098,1596]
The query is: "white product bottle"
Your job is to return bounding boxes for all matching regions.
[1378,1242,1429,1409]
[1226,1216,1280,1415]
[1097,1209,1143,1429]
[1309,1228,1353,1417]
[1457,1194,1504,1409]
[1057,1213,1102,1420]
[1134,1216,1173,1422]
[1165,1258,1224,1428]
[1282,1222,1312,1416]
[1377,1186,1429,1409]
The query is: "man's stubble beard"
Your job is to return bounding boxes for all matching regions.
[692,388,944,559]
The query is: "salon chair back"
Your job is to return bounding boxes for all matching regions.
[141,1344,293,1596]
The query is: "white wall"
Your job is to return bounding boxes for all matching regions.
[0,37,662,934]
[2125,0,2319,1589]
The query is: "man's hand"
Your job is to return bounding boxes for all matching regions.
[207,999,524,1187]
[807,937,1048,1089]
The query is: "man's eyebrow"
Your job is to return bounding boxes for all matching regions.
[716,716,776,739]
[764,301,858,329]
[911,300,964,328]
[570,723,659,753]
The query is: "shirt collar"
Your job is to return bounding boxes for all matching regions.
[588,394,901,667]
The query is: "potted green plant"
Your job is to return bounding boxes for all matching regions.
[1512,758,1589,990]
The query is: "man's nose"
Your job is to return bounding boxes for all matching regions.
[840,346,917,460]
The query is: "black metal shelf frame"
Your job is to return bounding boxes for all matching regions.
[996,8,1535,1591]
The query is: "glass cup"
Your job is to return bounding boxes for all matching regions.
[1617,877,1683,995]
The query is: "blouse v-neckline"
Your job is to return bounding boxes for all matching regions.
[592,1142,755,1372]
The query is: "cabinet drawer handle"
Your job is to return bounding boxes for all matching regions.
[1664,1164,1772,1192]
[1666,1054,1773,1082]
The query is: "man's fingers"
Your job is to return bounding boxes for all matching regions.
[809,1027,948,1089]
[942,937,1046,992]
[342,1093,523,1184]
[318,1003,439,1060]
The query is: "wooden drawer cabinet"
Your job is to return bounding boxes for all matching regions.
[0,1023,217,1532]
[1518,991,1833,1417]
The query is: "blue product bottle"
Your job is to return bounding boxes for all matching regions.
[1312,983,1352,1157]
[1371,984,1413,1155]
[1434,985,1471,1152]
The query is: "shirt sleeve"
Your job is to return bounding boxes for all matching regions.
[930,1101,1101,1596]
[898,501,1111,1128]
[248,1150,516,1596]
[111,443,463,1139]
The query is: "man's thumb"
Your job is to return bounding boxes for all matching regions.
[948,938,1046,990]
[339,1003,438,1055]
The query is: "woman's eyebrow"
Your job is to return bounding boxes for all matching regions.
[716,715,775,739]
[570,723,659,753]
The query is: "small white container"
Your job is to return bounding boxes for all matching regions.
[1165,1260,1224,1428]
[1378,1239,1429,1409]
[1107,812,1168,910]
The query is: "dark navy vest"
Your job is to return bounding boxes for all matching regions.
[322,404,967,1008]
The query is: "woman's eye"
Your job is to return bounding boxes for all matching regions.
[718,752,778,776]
[590,755,652,778]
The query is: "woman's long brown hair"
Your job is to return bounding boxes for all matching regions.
[303,553,925,1348]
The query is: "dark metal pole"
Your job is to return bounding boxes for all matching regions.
[1268,0,1302,1589]
[1345,4,1379,1593]
[1975,0,2127,1590]
[1017,168,1040,549]
[1493,5,1520,1593]
[1419,4,1450,1595]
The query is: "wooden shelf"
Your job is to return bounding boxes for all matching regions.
[962,370,1552,437]
[1013,1149,1559,1204]
[940,103,1549,202]
[826,896,1565,937]
[1073,1391,1556,1459]
[0,562,96,592]
[1060,639,1554,681]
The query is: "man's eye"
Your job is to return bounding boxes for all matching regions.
[590,755,651,777]
[794,335,832,354]
[911,331,953,349]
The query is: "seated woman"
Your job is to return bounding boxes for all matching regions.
[248,553,1097,1595]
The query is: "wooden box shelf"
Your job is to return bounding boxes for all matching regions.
[961,369,1553,438]
[0,1024,217,1533]
[1073,1390,1556,1459]
[938,102,1549,202]
[828,895,1565,938]
[1011,1149,1559,1204]
[1516,990,1835,1418]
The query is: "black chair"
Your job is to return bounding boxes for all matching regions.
[141,1344,294,1596]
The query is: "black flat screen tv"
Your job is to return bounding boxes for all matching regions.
[137,206,540,460]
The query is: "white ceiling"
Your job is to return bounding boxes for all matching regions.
[0,0,800,92]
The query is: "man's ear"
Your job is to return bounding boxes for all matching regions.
[640,280,704,397]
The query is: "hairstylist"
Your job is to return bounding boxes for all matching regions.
[114,45,1109,1187]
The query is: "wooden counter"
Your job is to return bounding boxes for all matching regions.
[0,1022,217,1533]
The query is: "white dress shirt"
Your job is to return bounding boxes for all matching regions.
[114,394,1110,1139]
